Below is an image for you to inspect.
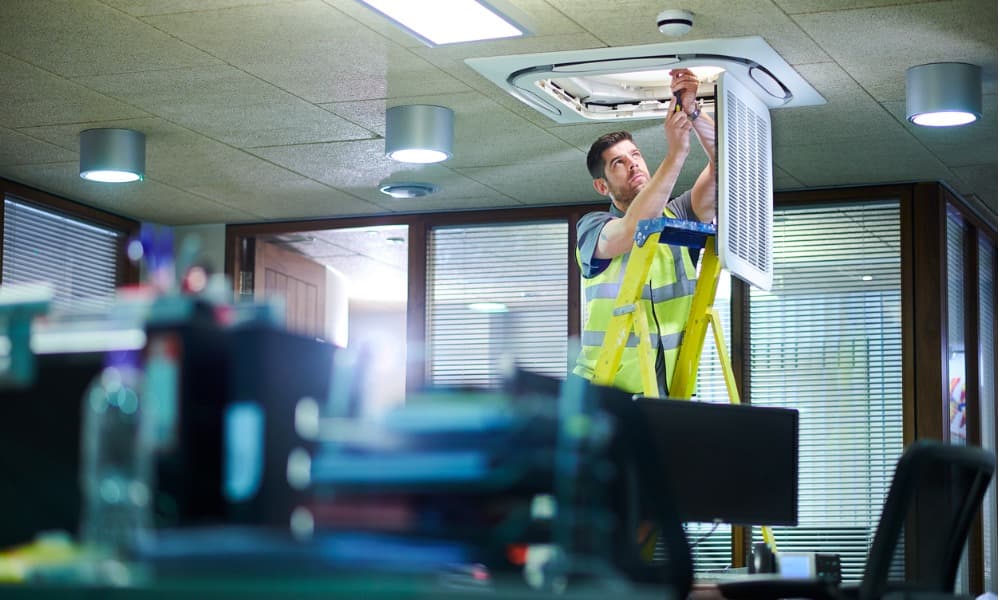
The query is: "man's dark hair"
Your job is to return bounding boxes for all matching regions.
[586,131,634,179]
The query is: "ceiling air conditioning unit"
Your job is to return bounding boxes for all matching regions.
[466,36,824,123]
[470,36,805,290]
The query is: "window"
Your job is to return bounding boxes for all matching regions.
[978,233,997,592]
[2,196,124,312]
[426,221,568,388]
[748,201,904,583]
[946,207,971,591]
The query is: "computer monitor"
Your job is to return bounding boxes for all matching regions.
[631,396,799,526]
[508,372,799,527]
[0,351,104,546]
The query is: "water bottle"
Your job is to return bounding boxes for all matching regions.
[79,356,153,584]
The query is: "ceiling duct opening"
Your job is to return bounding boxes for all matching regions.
[466,36,825,123]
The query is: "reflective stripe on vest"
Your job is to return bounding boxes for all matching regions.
[579,329,685,351]
[584,278,695,303]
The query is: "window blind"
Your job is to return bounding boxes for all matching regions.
[748,201,904,584]
[945,208,971,591]
[978,234,997,593]
[426,221,568,388]
[2,197,121,312]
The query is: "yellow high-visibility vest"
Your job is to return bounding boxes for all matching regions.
[573,209,697,394]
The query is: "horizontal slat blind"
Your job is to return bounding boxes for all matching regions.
[685,522,733,572]
[978,233,997,593]
[427,221,568,388]
[945,209,971,591]
[748,201,904,584]
[3,197,120,312]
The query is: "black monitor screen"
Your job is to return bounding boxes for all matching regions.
[632,397,799,526]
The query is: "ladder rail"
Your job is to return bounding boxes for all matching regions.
[588,219,778,554]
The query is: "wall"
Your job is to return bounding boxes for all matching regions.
[172,223,226,275]
[346,298,407,417]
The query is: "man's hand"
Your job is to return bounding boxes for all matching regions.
[664,102,692,157]
[669,68,699,116]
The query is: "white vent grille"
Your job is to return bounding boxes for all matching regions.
[716,71,773,291]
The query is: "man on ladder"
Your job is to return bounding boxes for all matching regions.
[569,68,780,561]
[572,68,717,398]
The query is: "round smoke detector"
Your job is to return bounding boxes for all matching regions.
[657,9,694,36]
[379,182,439,198]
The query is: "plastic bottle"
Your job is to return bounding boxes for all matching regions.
[78,354,153,585]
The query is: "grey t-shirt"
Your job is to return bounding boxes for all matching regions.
[577,189,695,278]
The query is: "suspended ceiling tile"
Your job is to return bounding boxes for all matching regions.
[0,55,149,128]
[769,62,914,155]
[0,126,76,166]
[75,65,293,112]
[792,0,998,102]
[1,161,261,225]
[374,192,526,214]
[382,51,473,100]
[186,177,383,220]
[771,101,900,146]
[74,66,376,147]
[143,0,468,103]
[950,164,998,211]
[775,134,953,188]
[320,100,388,137]
[543,0,829,64]
[102,0,280,17]
[171,102,374,149]
[0,0,219,78]
[457,160,597,205]
[251,138,396,189]
[310,226,408,260]
[775,0,941,14]
[773,165,805,191]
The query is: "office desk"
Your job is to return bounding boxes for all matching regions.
[0,574,672,600]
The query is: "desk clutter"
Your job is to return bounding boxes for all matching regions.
[0,279,692,597]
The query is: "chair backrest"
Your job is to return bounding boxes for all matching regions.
[859,440,996,600]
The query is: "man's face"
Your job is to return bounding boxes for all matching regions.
[595,140,649,208]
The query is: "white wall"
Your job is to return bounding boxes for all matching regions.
[172,223,226,275]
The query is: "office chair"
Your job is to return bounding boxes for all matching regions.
[718,439,996,600]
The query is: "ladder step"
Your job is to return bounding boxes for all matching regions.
[612,304,637,316]
[635,217,717,249]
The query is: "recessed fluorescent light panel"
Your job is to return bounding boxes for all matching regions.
[359,0,524,46]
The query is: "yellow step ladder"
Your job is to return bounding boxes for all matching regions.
[589,216,778,553]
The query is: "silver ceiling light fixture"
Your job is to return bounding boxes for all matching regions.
[385,105,454,164]
[79,128,146,183]
[906,62,982,127]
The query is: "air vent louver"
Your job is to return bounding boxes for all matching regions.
[717,71,773,291]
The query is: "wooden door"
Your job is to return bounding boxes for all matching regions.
[253,240,327,340]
